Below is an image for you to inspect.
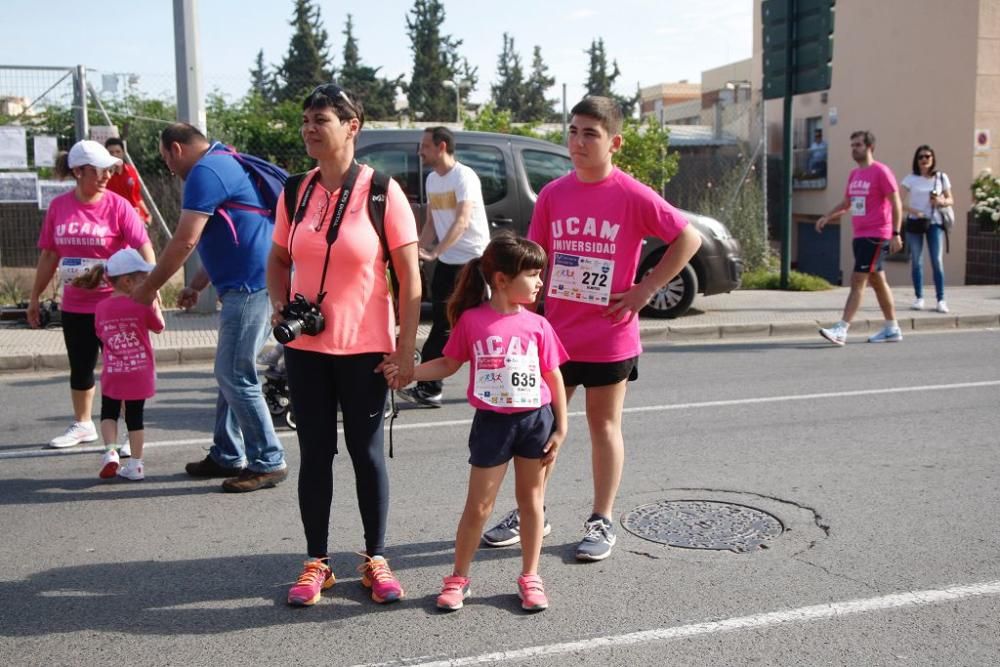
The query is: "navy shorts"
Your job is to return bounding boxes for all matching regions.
[560,357,638,388]
[852,237,888,273]
[467,405,554,468]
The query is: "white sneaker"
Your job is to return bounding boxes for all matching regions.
[936,300,949,313]
[818,324,847,346]
[117,458,144,481]
[911,298,924,311]
[118,432,131,459]
[49,421,99,449]
[868,326,903,343]
[99,449,120,479]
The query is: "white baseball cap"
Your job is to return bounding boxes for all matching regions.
[67,140,123,170]
[106,248,155,277]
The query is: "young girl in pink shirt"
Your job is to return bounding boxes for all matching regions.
[385,235,569,612]
[77,248,164,480]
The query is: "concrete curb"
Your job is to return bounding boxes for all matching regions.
[4,314,998,375]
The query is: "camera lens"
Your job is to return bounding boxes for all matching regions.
[273,319,303,345]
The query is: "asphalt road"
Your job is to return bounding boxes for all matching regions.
[1,329,999,666]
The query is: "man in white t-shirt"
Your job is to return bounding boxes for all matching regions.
[397,126,490,407]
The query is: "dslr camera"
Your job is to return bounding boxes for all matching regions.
[273,293,325,344]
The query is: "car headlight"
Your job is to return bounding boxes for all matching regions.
[698,216,732,241]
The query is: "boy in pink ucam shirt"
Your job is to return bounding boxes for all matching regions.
[816,130,904,346]
[483,96,702,562]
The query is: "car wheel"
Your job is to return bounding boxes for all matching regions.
[638,254,698,319]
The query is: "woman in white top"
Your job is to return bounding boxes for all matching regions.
[900,145,953,313]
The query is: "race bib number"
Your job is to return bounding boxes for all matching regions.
[58,257,103,282]
[547,253,614,306]
[850,196,867,217]
[473,351,542,408]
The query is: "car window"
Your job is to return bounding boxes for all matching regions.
[522,150,572,195]
[356,143,420,203]
[455,144,507,205]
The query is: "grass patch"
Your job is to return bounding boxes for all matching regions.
[740,268,833,291]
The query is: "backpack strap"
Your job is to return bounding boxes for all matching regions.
[283,172,308,226]
[367,170,391,263]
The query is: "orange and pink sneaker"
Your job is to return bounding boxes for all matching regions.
[517,573,548,612]
[436,574,471,611]
[358,555,404,603]
[287,559,335,606]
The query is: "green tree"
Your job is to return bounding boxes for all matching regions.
[491,33,525,119]
[206,92,313,173]
[614,117,680,194]
[405,0,477,120]
[522,46,556,122]
[248,49,276,103]
[276,0,334,103]
[584,38,637,117]
[463,103,537,137]
[337,15,401,120]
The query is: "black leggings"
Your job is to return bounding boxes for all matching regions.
[284,347,389,558]
[100,395,146,432]
[419,260,463,393]
[61,311,100,391]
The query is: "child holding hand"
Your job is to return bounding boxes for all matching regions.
[384,234,568,612]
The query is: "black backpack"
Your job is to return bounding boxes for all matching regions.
[282,169,399,301]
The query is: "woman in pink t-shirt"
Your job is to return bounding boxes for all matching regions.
[269,85,421,608]
[75,249,165,481]
[384,234,569,612]
[28,140,154,450]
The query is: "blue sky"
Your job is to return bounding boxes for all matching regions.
[1,0,752,106]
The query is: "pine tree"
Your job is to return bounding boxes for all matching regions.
[276,0,334,103]
[337,15,401,120]
[521,46,556,122]
[491,33,525,119]
[248,49,275,103]
[583,38,637,118]
[405,0,476,120]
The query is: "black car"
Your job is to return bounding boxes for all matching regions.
[355,129,742,318]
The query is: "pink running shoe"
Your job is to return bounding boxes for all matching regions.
[358,555,405,603]
[517,573,548,611]
[436,575,471,611]
[287,560,335,606]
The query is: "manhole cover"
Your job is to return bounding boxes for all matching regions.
[622,500,784,553]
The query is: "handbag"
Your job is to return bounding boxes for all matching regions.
[934,172,955,231]
[905,215,930,234]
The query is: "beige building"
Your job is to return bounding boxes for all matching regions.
[753,0,1000,286]
[639,81,702,122]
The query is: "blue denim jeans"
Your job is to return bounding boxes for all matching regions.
[211,287,285,472]
[907,225,945,301]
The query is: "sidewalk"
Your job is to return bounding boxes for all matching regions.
[2,285,999,374]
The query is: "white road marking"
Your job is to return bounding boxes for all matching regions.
[360,580,1000,667]
[2,380,997,461]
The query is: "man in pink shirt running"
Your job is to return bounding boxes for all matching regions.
[482,96,702,561]
[816,130,904,346]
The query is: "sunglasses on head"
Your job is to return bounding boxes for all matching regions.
[310,84,356,112]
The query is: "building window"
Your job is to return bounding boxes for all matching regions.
[793,116,827,189]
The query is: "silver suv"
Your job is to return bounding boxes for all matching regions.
[356,129,742,318]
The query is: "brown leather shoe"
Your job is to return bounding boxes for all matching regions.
[185,455,244,478]
[221,467,288,493]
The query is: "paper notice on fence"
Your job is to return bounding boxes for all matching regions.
[0,172,38,203]
[37,179,74,210]
[0,125,28,169]
[33,135,58,167]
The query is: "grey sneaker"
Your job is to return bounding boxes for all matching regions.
[867,326,903,343]
[48,421,99,448]
[575,518,617,562]
[482,508,552,547]
[395,385,443,408]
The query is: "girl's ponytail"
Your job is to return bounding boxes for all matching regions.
[71,263,108,290]
[53,152,72,180]
[447,256,488,326]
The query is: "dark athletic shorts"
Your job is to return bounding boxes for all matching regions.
[852,237,888,273]
[467,405,554,468]
[560,357,639,388]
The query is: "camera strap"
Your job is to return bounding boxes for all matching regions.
[287,161,361,304]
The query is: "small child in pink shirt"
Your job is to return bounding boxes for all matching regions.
[384,234,569,613]
[78,248,164,480]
